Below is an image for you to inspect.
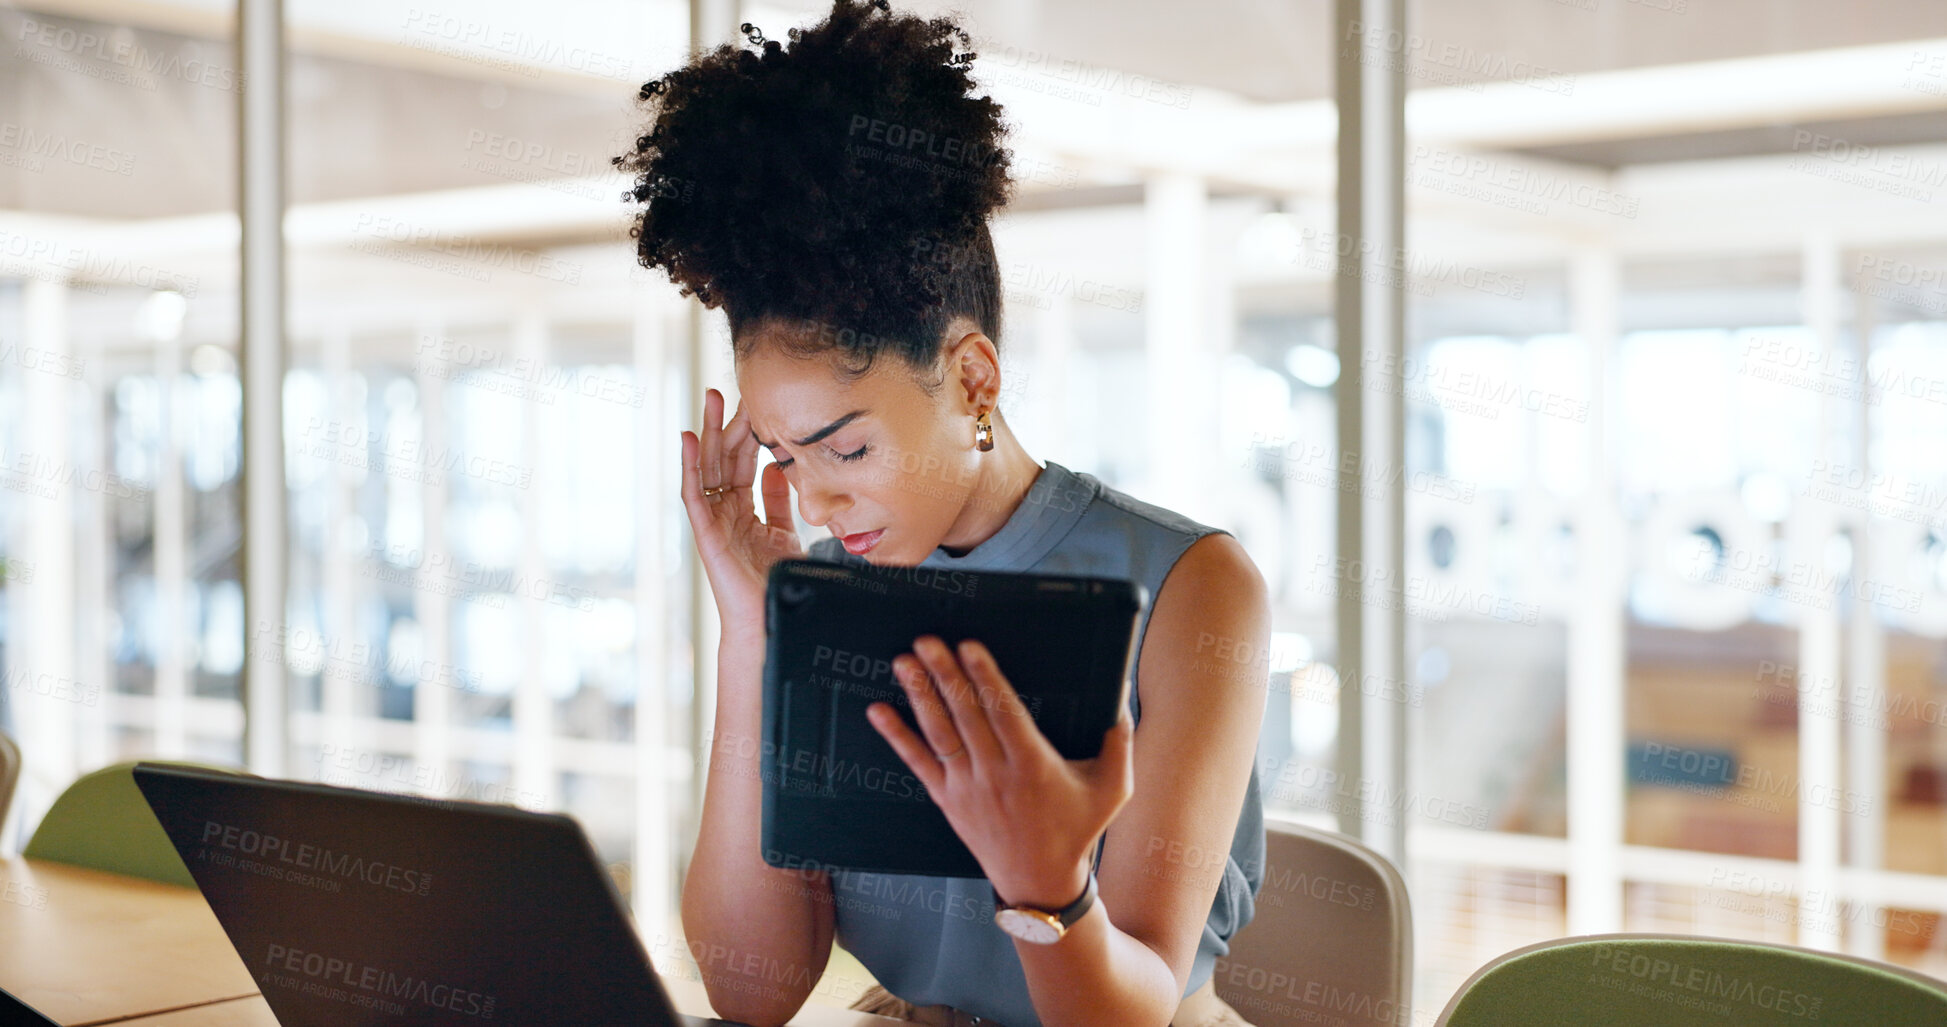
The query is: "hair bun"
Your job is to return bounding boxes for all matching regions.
[618,0,1014,374]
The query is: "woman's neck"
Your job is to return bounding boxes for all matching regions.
[934,410,1042,558]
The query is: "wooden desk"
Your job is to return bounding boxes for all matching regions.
[0,858,258,1025]
[114,995,278,1025]
[0,857,904,1026]
[104,987,908,1027]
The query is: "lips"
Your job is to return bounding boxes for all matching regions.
[841,529,884,555]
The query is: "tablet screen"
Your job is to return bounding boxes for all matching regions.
[759,559,1145,877]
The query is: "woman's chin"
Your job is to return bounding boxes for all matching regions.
[857,537,924,567]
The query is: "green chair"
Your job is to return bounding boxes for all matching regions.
[0,731,20,839]
[24,760,251,888]
[1211,818,1414,1027]
[1436,932,1947,1026]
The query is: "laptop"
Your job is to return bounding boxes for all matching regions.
[0,983,60,1025]
[133,763,742,1027]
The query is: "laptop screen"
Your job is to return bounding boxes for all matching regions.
[133,763,725,1027]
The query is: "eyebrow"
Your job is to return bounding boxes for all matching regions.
[752,409,868,450]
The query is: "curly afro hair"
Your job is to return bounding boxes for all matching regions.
[615,0,1015,389]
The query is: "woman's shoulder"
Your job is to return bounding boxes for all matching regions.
[1072,467,1223,544]
[1070,472,1265,639]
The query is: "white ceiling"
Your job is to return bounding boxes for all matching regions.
[15,0,1947,333]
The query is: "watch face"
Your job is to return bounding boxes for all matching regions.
[995,908,1063,945]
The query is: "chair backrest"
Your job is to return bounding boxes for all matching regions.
[1436,932,1947,1026]
[24,760,251,887]
[0,731,21,842]
[1212,817,1414,1027]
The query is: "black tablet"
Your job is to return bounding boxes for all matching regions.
[758,558,1147,879]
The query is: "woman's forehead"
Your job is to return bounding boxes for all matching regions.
[737,357,892,446]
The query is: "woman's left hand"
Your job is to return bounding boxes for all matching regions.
[865,635,1135,911]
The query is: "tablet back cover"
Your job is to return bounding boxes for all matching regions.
[759,559,1145,878]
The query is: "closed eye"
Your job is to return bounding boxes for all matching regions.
[770,443,867,469]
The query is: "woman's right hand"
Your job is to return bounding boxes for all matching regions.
[681,387,804,639]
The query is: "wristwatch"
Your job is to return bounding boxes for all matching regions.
[991,871,1097,945]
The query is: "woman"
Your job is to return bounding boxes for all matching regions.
[619,3,1269,1025]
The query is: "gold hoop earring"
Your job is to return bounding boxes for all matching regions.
[975,411,994,452]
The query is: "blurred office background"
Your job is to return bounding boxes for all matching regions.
[2,0,1945,1016]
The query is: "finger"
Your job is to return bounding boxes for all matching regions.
[866,701,945,796]
[725,400,759,491]
[893,653,967,765]
[681,428,737,559]
[914,637,1003,766]
[700,388,724,489]
[954,639,1047,764]
[1095,711,1135,774]
[761,462,795,532]
[679,430,712,528]
[1090,713,1137,817]
[680,428,696,498]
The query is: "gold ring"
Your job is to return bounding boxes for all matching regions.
[938,745,966,761]
[701,485,727,497]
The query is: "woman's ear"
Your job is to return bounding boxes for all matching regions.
[947,328,1002,415]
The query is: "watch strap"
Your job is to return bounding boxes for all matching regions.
[993,870,1097,929]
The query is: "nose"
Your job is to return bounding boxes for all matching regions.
[794,474,850,529]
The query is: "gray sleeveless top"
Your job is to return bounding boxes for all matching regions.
[805,458,1266,1027]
